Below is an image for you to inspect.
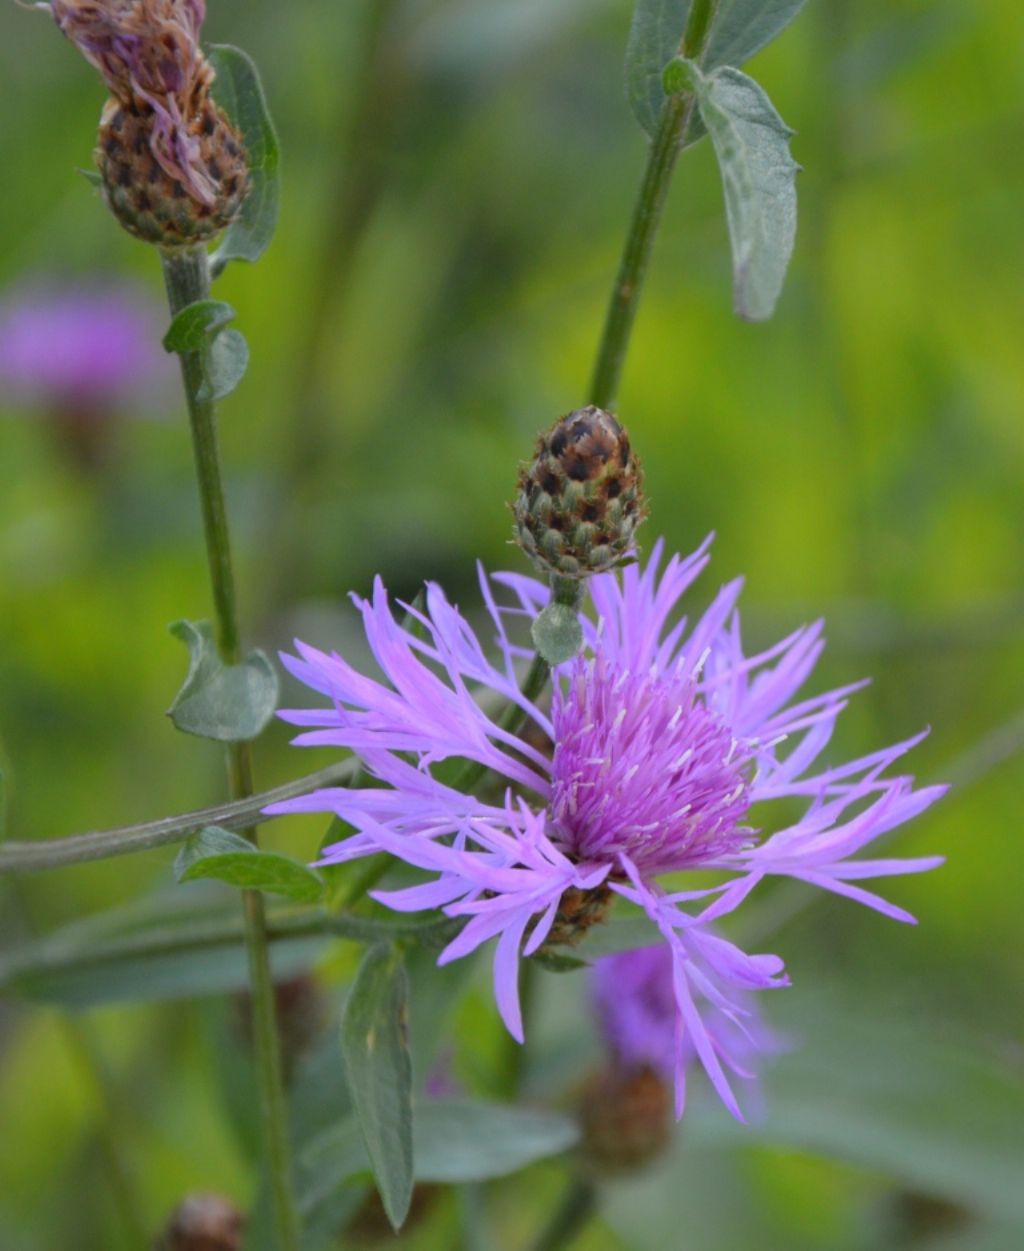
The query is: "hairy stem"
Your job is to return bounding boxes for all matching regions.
[587,1,719,409]
[0,760,358,874]
[161,246,300,1251]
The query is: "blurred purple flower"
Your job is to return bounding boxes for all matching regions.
[592,943,773,1097]
[267,538,945,1120]
[0,279,172,414]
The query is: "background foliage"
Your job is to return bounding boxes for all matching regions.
[0,0,1021,1247]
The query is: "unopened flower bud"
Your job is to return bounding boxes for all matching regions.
[579,1065,672,1174]
[153,1193,244,1251]
[513,406,645,579]
[46,1,249,246]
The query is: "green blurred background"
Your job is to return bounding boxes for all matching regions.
[0,0,1022,1247]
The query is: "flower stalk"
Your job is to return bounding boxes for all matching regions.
[161,245,300,1251]
[587,0,719,410]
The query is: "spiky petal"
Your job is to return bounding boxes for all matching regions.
[267,539,945,1120]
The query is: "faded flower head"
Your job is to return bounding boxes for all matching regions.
[41,0,248,243]
[267,538,944,1120]
[153,1192,243,1251]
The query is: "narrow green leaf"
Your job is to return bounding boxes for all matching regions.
[531,601,583,666]
[340,944,414,1231]
[413,1100,580,1182]
[196,326,250,402]
[0,888,324,1006]
[688,994,1024,1227]
[175,826,325,903]
[688,63,799,320]
[209,45,281,278]
[163,299,236,353]
[168,619,279,742]
[301,1099,579,1205]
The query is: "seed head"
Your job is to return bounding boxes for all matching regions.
[43,1,249,245]
[513,406,645,578]
[153,1193,244,1251]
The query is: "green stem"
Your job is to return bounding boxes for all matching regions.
[161,246,300,1251]
[63,1017,150,1246]
[587,1,719,410]
[529,1177,597,1251]
[0,760,359,874]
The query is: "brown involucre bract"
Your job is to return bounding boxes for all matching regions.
[46,0,248,244]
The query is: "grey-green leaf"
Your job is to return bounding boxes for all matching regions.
[301,1099,579,1200]
[702,0,808,74]
[531,601,583,666]
[625,0,690,137]
[413,1100,580,1182]
[175,826,325,903]
[689,64,799,320]
[209,44,280,278]
[340,944,414,1231]
[163,299,236,354]
[196,326,250,402]
[168,619,279,742]
[626,0,806,139]
[0,888,325,1007]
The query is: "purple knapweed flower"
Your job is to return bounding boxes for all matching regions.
[0,279,172,414]
[267,538,945,1120]
[592,943,774,1100]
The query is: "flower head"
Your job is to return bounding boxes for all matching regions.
[38,0,248,243]
[268,539,944,1120]
[0,278,172,413]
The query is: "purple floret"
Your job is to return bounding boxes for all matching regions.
[267,538,945,1120]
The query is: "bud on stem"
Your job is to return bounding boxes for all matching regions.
[513,406,646,580]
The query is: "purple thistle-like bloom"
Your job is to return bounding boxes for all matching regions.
[0,279,172,413]
[592,943,773,1096]
[267,538,945,1120]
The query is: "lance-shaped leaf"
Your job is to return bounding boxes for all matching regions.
[684,62,799,320]
[0,888,325,1007]
[175,826,325,903]
[168,620,279,742]
[625,0,806,138]
[340,944,414,1231]
[209,45,281,278]
[302,1098,580,1199]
